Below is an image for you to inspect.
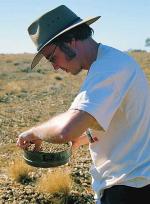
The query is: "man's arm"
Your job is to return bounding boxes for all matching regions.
[17,109,102,149]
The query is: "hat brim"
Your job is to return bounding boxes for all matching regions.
[31,16,101,69]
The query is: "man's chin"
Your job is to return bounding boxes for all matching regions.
[71,67,82,75]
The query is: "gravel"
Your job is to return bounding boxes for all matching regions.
[28,142,71,153]
[0,145,95,204]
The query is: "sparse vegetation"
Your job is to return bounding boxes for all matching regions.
[8,158,33,184]
[37,168,72,195]
[145,38,150,47]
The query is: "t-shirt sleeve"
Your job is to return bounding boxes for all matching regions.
[69,68,136,131]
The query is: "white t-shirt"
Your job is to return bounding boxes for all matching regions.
[69,44,150,199]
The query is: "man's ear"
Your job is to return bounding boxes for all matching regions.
[60,42,76,59]
[68,38,76,49]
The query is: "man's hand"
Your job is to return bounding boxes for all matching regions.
[72,133,88,149]
[16,128,42,151]
[72,131,98,149]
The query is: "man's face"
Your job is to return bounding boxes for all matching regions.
[42,43,83,75]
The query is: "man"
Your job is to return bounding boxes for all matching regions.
[17,5,150,204]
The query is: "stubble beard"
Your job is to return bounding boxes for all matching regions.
[60,44,83,75]
[73,66,83,75]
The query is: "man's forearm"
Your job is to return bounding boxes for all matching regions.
[31,114,69,143]
[31,110,86,143]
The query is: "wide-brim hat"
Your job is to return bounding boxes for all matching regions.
[28,5,101,69]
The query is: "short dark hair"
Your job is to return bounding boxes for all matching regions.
[52,23,94,44]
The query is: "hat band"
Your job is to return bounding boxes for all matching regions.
[38,17,82,51]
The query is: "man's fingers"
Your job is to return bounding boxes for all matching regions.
[17,129,40,149]
[17,128,43,151]
[16,137,29,149]
[33,139,42,151]
[16,136,25,147]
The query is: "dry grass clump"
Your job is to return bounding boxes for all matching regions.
[8,158,33,183]
[37,168,72,196]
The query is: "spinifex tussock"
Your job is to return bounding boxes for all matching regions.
[37,168,72,196]
[8,158,33,184]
